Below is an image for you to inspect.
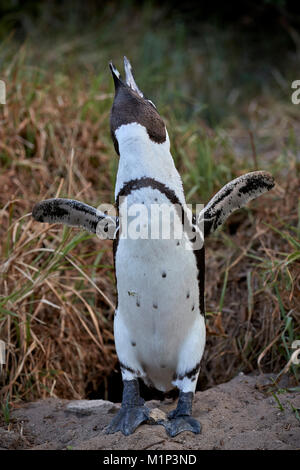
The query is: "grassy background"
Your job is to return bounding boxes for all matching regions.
[0,1,299,410]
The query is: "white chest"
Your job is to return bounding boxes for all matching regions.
[114,187,202,390]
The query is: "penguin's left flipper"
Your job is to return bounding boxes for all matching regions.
[199,171,275,237]
[32,198,117,239]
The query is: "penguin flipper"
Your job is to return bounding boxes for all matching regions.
[199,171,275,237]
[32,198,117,239]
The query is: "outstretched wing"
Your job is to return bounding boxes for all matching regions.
[198,171,275,237]
[32,198,117,239]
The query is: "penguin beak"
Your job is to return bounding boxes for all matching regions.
[109,62,123,90]
[123,56,144,98]
[109,57,145,99]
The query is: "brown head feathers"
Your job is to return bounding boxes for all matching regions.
[109,57,166,155]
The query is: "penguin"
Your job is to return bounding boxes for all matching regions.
[32,57,275,437]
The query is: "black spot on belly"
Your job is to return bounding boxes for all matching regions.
[186,291,190,299]
[192,305,195,311]
[116,177,206,318]
[136,299,140,307]
[162,271,166,278]
[131,342,136,347]
[153,303,158,309]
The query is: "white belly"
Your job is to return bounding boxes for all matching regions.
[114,187,205,391]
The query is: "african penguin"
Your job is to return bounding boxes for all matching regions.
[32,57,275,437]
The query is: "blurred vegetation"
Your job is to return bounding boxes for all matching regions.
[0,1,299,408]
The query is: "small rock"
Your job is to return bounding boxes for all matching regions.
[66,399,118,416]
[148,408,167,423]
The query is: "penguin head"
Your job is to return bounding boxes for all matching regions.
[109,57,167,156]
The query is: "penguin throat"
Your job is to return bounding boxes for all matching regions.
[115,123,171,161]
[114,123,184,203]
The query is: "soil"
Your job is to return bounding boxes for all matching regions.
[1,373,299,450]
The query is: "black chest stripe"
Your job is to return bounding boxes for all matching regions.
[173,361,201,381]
[115,177,205,317]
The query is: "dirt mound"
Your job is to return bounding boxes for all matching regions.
[1,373,299,450]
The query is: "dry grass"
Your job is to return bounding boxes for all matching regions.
[0,55,118,402]
[0,17,299,408]
[203,174,300,389]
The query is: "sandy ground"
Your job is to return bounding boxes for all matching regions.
[0,373,299,450]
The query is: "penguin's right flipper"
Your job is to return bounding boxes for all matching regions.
[198,171,275,237]
[32,198,117,239]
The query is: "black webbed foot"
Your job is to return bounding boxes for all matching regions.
[162,415,201,437]
[160,390,201,437]
[105,379,150,436]
[105,403,150,436]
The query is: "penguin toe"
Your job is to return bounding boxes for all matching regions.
[105,405,150,436]
[162,416,201,437]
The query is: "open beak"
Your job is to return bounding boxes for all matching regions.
[109,57,144,99]
[123,56,144,98]
[109,62,123,89]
